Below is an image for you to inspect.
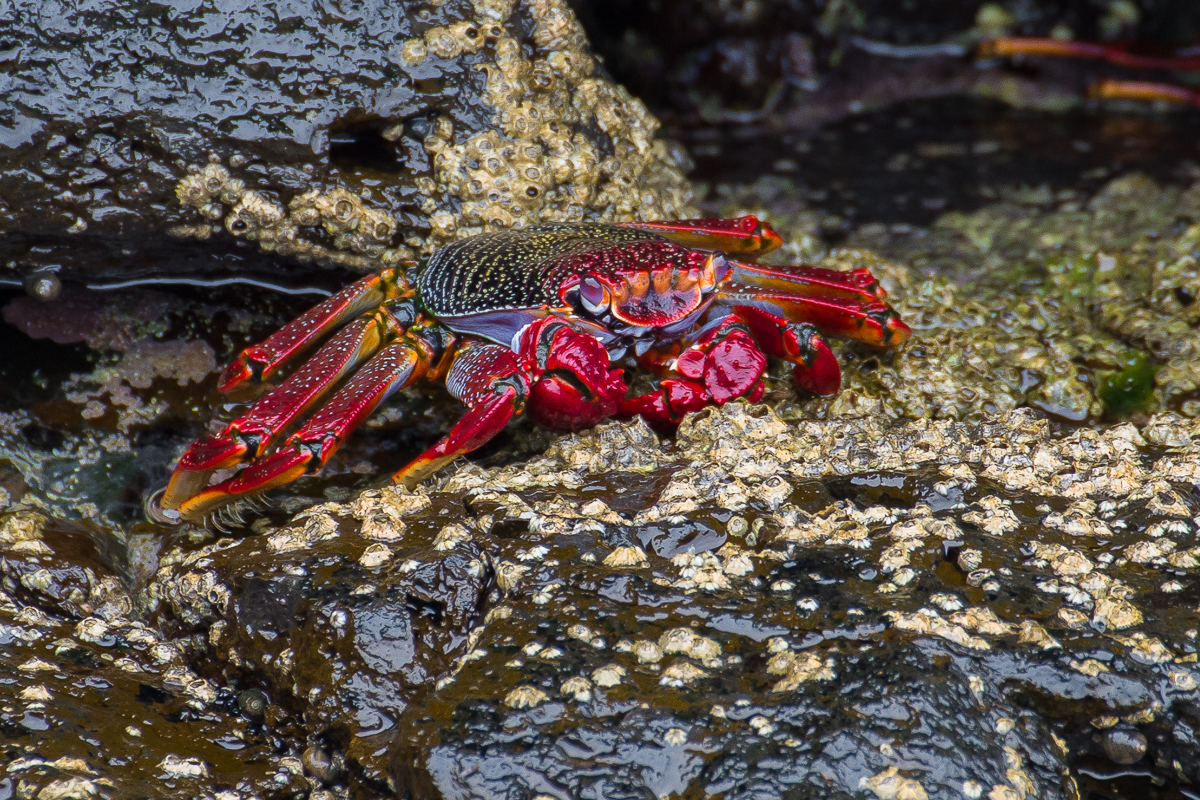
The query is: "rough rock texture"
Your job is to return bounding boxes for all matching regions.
[0,512,293,799]
[0,0,693,281]
[136,402,1200,798]
[714,173,1200,423]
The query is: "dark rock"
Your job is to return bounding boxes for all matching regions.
[0,509,284,799]
[1,0,692,284]
[1100,727,1147,765]
[150,501,502,784]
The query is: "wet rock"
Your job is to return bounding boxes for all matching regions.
[1,0,693,282]
[1100,727,1147,765]
[0,509,284,799]
[122,400,1200,797]
[149,501,502,786]
[372,405,1199,798]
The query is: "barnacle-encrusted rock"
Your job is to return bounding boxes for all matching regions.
[114,400,1200,796]
[1,0,693,281]
[717,173,1200,422]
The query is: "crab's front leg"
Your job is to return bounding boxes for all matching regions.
[162,322,445,522]
[393,319,626,488]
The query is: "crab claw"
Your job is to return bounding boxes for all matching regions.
[527,322,625,430]
[620,322,768,429]
[787,324,841,396]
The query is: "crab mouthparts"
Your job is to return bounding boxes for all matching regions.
[573,254,727,327]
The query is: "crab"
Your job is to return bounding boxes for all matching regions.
[158,216,911,522]
[978,36,1200,107]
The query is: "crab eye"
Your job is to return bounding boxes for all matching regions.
[578,276,610,314]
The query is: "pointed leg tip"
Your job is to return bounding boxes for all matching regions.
[218,360,253,394]
[886,317,913,346]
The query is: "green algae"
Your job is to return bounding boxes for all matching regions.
[1097,350,1159,417]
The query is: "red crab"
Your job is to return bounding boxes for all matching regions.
[979,36,1200,107]
[159,216,910,522]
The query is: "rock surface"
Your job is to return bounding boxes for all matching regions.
[134,403,1200,798]
[0,0,692,282]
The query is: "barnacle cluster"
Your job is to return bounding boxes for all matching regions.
[719,172,1200,421]
[175,163,405,270]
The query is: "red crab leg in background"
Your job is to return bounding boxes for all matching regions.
[721,259,911,348]
[978,37,1200,71]
[171,333,439,521]
[160,308,405,515]
[977,38,1200,108]
[619,215,784,258]
[219,267,410,392]
[1091,79,1200,107]
[391,344,529,490]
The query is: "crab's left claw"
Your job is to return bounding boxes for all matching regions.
[620,320,768,430]
[393,320,626,488]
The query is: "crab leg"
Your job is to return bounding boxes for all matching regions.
[720,259,911,348]
[977,38,1200,108]
[161,308,405,514]
[619,215,784,258]
[172,334,438,521]
[1091,79,1200,107]
[219,267,410,392]
[978,37,1200,71]
[391,342,529,488]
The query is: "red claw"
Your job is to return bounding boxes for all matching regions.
[527,322,625,430]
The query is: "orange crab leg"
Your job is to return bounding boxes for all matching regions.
[1091,79,1200,106]
[161,309,402,513]
[173,336,437,521]
[978,37,1200,71]
[721,260,910,347]
[619,215,784,258]
[392,385,523,489]
[219,267,411,392]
